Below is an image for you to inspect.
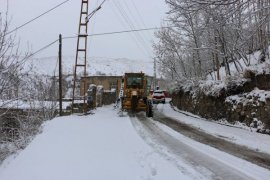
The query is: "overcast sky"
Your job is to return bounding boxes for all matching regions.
[0,0,168,61]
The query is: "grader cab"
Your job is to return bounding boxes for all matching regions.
[121,72,153,117]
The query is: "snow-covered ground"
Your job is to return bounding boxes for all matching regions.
[208,47,270,81]
[1,105,270,180]
[157,103,270,155]
[0,106,193,180]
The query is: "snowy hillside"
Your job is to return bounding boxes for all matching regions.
[26,56,155,76]
[208,48,270,80]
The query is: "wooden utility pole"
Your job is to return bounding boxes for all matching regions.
[59,34,63,116]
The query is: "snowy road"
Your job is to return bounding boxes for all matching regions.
[131,113,270,180]
[0,106,198,180]
[151,110,270,170]
[0,105,270,180]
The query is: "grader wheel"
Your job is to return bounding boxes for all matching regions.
[131,96,138,112]
[146,100,153,117]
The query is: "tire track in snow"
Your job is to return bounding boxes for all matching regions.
[130,113,254,180]
[152,110,270,171]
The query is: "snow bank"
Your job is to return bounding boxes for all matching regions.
[157,103,270,155]
[198,80,226,97]
[226,88,270,105]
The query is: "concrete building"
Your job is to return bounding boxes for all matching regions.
[80,76,122,96]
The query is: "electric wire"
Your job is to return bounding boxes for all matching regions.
[111,0,149,57]
[112,0,151,57]
[115,1,152,57]
[86,26,175,37]
[62,26,176,41]
[3,0,169,61]
[120,1,152,56]
[122,0,152,52]
[88,0,104,58]
[130,0,148,30]
[86,0,107,22]
[22,26,175,62]
[120,2,152,58]
[20,39,58,62]
[53,56,60,77]
[110,0,147,56]
[130,0,153,38]
[2,0,71,37]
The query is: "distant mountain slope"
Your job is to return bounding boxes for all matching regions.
[26,56,154,76]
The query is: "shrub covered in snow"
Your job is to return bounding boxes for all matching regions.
[174,75,251,98]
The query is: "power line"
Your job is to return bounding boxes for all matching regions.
[110,0,149,57]
[86,26,176,37]
[115,1,152,56]
[62,26,176,40]
[130,0,148,30]
[21,40,58,62]
[86,0,107,23]
[130,0,153,38]
[53,56,60,77]
[111,0,150,57]
[23,26,175,61]
[122,0,152,54]
[2,0,71,37]
[88,0,100,48]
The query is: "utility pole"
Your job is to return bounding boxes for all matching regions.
[71,0,105,113]
[72,0,89,113]
[59,34,63,116]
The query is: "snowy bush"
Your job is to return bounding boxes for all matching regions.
[0,100,56,164]
[0,12,57,163]
[198,80,225,97]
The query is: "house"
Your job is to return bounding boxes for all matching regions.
[80,76,123,96]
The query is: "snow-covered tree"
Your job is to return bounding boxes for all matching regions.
[0,11,57,162]
[155,0,270,81]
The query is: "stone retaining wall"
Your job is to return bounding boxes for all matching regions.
[171,90,226,120]
[172,74,270,130]
[225,91,270,129]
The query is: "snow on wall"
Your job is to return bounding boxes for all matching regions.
[224,88,270,131]
[175,77,249,98]
[226,88,270,105]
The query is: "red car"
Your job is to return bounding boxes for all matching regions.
[152,90,166,104]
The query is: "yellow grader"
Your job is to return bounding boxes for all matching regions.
[121,72,153,117]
